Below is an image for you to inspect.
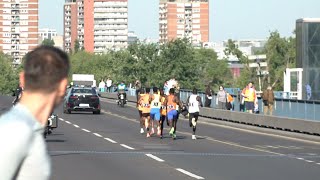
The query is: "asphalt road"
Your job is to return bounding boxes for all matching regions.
[1,95,320,180]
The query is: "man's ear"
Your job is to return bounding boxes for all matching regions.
[19,71,25,89]
[58,78,68,97]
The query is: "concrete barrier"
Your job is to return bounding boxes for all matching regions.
[99,92,320,135]
[200,108,320,135]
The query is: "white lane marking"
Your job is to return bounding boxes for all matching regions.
[317,163,320,165]
[65,121,71,124]
[120,144,135,150]
[104,138,117,144]
[59,118,64,121]
[176,168,204,180]
[73,124,80,128]
[145,154,165,162]
[102,100,320,145]
[82,128,91,133]
[296,158,304,160]
[93,133,103,137]
[305,160,314,163]
[102,110,284,156]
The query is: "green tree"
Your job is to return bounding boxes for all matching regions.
[258,31,296,90]
[41,38,55,46]
[0,53,19,95]
[74,39,80,53]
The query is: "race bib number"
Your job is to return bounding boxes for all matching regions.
[161,105,166,109]
[167,105,174,109]
[143,103,150,108]
[153,102,159,106]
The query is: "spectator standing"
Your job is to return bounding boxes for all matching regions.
[205,84,213,107]
[226,92,234,110]
[98,79,106,92]
[216,86,227,110]
[0,46,70,180]
[238,89,245,112]
[135,79,142,101]
[242,82,257,114]
[262,86,275,115]
[106,77,112,93]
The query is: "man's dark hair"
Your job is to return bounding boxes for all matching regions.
[146,88,150,93]
[169,88,175,94]
[153,87,158,93]
[192,88,197,94]
[24,45,70,93]
[140,88,145,94]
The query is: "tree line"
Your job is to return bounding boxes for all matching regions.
[0,31,296,95]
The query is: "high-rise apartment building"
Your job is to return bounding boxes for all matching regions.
[63,0,128,53]
[159,0,209,45]
[0,0,39,65]
[39,28,58,41]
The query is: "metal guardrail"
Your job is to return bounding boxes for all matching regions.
[98,88,320,121]
[178,89,320,122]
[99,92,320,135]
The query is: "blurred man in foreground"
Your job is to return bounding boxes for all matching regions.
[0,46,70,180]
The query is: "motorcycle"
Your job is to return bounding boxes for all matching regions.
[118,92,126,107]
[44,114,58,138]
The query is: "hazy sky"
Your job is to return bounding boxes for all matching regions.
[39,0,320,41]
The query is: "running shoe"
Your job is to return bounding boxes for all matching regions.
[192,135,197,140]
[146,132,151,138]
[192,118,197,127]
[169,127,174,135]
[172,133,177,140]
[140,128,144,134]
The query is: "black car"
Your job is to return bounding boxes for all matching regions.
[63,87,101,114]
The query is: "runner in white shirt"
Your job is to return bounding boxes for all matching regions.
[187,88,203,140]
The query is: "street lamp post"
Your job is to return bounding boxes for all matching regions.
[256,58,262,92]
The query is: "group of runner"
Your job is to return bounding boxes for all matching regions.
[137,87,202,140]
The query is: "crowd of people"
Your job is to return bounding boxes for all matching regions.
[136,85,202,140]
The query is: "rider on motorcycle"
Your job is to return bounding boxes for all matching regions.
[116,81,127,104]
[12,85,23,105]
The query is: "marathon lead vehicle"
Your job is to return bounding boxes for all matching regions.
[64,87,101,114]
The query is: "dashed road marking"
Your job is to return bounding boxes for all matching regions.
[317,163,320,165]
[104,138,117,144]
[93,133,103,137]
[102,99,320,145]
[59,118,64,121]
[120,144,135,150]
[73,124,80,128]
[176,168,204,179]
[305,160,314,163]
[82,128,91,133]
[296,158,304,160]
[65,121,71,124]
[145,154,165,162]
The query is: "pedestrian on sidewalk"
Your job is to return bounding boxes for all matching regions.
[262,85,275,115]
[205,84,213,107]
[0,45,70,180]
[106,77,112,93]
[226,92,234,111]
[242,82,257,114]
[216,86,227,110]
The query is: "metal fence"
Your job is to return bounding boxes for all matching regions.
[178,89,320,122]
[100,87,320,122]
